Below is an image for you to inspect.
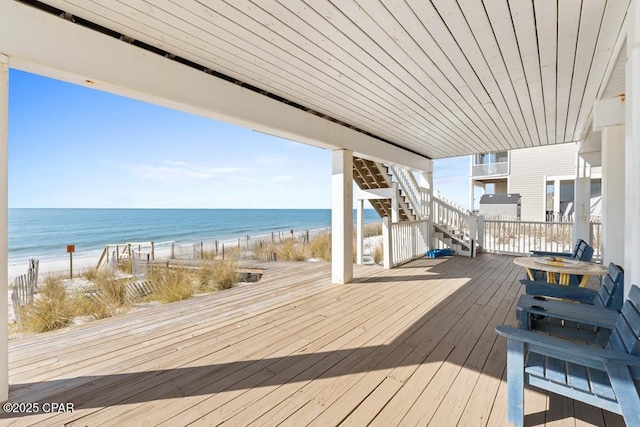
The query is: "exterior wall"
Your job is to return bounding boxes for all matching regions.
[509,143,579,221]
[495,181,508,194]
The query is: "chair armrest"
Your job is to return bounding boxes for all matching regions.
[530,251,572,257]
[496,325,640,366]
[517,295,619,328]
[520,280,598,303]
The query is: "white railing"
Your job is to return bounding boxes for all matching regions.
[483,219,602,260]
[434,191,472,215]
[433,197,472,240]
[471,161,509,177]
[386,219,430,267]
[431,193,483,257]
[390,166,422,219]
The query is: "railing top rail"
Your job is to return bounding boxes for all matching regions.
[484,219,589,225]
[433,196,472,217]
[390,218,430,226]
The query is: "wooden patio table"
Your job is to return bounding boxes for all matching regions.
[513,256,608,287]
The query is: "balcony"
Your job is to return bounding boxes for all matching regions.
[471,161,509,177]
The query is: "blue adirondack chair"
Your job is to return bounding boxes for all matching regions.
[525,239,594,287]
[496,285,640,427]
[517,263,624,344]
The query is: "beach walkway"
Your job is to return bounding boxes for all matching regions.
[3,255,623,426]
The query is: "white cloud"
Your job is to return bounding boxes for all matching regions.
[124,160,247,181]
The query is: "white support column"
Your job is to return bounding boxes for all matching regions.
[553,179,561,221]
[356,199,364,265]
[469,181,475,212]
[420,163,434,249]
[391,182,399,223]
[573,155,591,245]
[382,216,392,269]
[331,149,353,284]
[0,53,8,402]
[626,1,640,297]
[601,125,625,267]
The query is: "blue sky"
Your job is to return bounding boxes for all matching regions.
[8,70,470,209]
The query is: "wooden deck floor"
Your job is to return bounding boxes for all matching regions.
[2,255,625,426]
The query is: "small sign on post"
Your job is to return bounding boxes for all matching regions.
[67,245,75,278]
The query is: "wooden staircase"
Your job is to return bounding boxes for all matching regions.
[433,224,475,257]
[353,156,479,258]
[352,157,416,221]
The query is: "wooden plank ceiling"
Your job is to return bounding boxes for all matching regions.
[36,0,629,159]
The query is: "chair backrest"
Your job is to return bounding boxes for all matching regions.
[607,285,640,357]
[573,239,594,262]
[594,263,624,310]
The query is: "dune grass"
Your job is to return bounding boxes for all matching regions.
[373,245,384,264]
[363,222,383,237]
[75,269,130,321]
[308,232,332,261]
[210,259,240,290]
[149,266,196,303]
[20,276,74,333]
[277,238,308,261]
[81,267,100,281]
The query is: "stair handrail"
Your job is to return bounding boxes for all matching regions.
[433,191,472,216]
[432,194,484,257]
[389,165,422,220]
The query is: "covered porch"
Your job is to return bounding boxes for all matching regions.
[1,255,624,426]
[0,0,639,421]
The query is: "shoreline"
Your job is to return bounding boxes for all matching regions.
[7,225,343,281]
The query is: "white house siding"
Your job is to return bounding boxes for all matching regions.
[509,143,579,221]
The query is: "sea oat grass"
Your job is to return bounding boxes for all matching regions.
[149,267,195,303]
[81,267,100,281]
[373,245,383,264]
[308,233,332,261]
[20,276,74,333]
[73,270,131,320]
[363,222,383,237]
[276,238,308,261]
[210,259,239,290]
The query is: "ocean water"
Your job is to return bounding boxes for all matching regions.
[8,208,380,263]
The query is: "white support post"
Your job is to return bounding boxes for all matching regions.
[477,214,485,251]
[553,179,561,221]
[331,149,353,284]
[356,199,364,265]
[469,216,477,257]
[573,155,591,245]
[420,164,434,249]
[382,216,392,269]
[391,182,399,223]
[0,53,8,402]
[626,1,640,297]
[601,126,625,267]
